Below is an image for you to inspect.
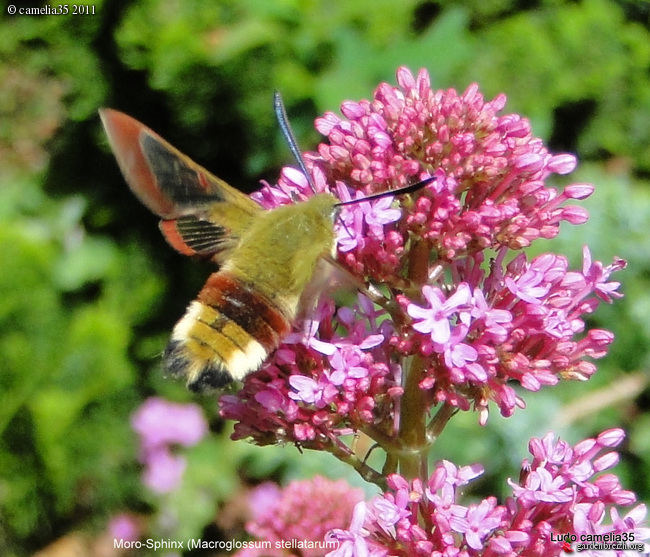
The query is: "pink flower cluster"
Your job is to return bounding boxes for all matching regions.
[222,67,625,450]
[315,68,588,274]
[131,397,208,493]
[400,246,625,422]
[235,477,364,557]
[220,295,401,452]
[325,430,648,556]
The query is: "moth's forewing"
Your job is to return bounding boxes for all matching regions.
[100,109,339,391]
[99,109,261,262]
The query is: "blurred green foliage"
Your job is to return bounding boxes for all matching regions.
[1,0,650,555]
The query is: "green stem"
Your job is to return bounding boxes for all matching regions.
[396,353,430,480]
[407,238,430,302]
[326,440,388,490]
[392,236,433,480]
[426,401,456,443]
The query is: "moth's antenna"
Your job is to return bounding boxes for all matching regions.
[274,91,317,194]
[335,176,437,207]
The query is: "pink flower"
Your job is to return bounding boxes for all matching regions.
[141,447,186,494]
[107,513,141,542]
[505,267,551,303]
[509,466,574,505]
[131,397,208,452]
[131,397,208,493]
[327,502,378,557]
[449,498,505,550]
[407,284,471,344]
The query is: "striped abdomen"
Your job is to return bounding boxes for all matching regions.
[164,272,292,392]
